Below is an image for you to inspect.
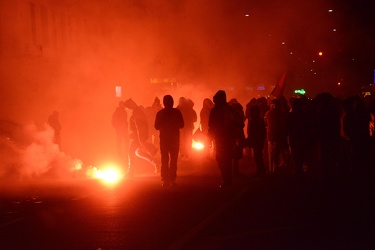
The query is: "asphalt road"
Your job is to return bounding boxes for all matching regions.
[0,155,374,250]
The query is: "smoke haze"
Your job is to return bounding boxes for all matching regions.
[0,0,373,172]
[0,122,81,180]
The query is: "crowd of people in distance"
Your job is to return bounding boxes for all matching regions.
[110,90,375,188]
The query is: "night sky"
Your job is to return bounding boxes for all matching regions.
[95,0,375,95]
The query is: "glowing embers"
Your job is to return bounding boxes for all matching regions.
[87,164,123,185]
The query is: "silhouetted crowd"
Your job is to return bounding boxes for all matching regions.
[111,91,375,188]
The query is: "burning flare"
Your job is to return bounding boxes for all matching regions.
[192,140,204,150]
[86,164,123,185]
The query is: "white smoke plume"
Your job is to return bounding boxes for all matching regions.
[0,121,83,181]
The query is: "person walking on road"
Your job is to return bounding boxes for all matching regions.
[155,95,184,187]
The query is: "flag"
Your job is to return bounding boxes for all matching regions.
[270,72,287,98]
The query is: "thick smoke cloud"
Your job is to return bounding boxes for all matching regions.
[0,122,82,180]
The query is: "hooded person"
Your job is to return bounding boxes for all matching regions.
[196,98,215,157]
[228,98,246,176]
[200,98,214,134]
[208,90,243,188]
[154,95,184,187]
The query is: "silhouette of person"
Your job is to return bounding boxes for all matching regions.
[244,98,258,159]
[208,90,243,188]
[343,96,372,175]
[279,96,291,169]
[287,98,315,176]
[257,97,270,120]
[247,105,266,176]
[200,98,214,135]
[264,98,287,174]
[144,97,162,147]
[177,97,197,160]
[245,98,257,122]
[199,98,214,156]
[257,97,270,168]
[154,95,184,187]
[313,93,341,178]
[112,101,129,170]
[228,98,246,176]
[124,98,158,177]
[48,111,62,150]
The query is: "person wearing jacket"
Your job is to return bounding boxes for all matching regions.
[155,95,184,187]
